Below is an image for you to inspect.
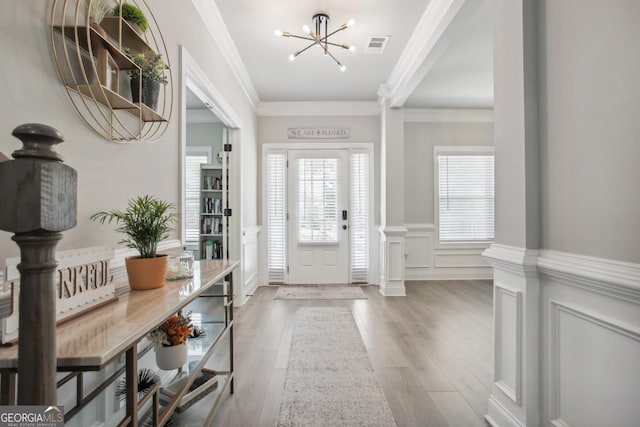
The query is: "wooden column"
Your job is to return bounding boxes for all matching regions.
[0,123,77,405]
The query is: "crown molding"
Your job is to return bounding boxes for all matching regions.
[382,0,482,107]
[257,101,380,117]
[191,0,260,110]
[404,108,493,123]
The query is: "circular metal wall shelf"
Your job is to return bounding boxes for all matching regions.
[50,0,172,143]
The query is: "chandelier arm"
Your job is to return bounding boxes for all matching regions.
[326,50,342,67]
[323,41,349,49]
[297,41,319,56]
[320,26,348,42]
[287,34,317,42]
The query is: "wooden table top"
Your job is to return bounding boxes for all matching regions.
[0,260,239,370]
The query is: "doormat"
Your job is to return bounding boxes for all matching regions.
[273,285,367,300]
[277,307,396,426]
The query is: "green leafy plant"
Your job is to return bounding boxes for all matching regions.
[112,2,148,32]
[126,50,168,84]
[90,195,177,258]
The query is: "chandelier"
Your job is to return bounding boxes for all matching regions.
[274,13,356,72]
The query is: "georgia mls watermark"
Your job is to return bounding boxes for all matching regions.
[0,406,64,427]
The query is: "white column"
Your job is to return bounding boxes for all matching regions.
[378,98,406,296]
[483,0,541,426]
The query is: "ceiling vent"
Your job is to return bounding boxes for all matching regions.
[364,35,390,53]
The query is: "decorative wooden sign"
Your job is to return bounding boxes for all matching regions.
[287,127,350,139]
[1,246,116,344]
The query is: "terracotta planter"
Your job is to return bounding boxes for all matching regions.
[154,343,188,370]
[125,255,168,290]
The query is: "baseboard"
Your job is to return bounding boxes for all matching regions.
[244,272,259,296]
[486,396,524,427]
[379,282,406,296]
[405,269,493,281]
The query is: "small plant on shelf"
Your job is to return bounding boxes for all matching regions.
[88,0,111,24]
[148,312,205,348]
[112,2,148,33]
[127,51,168,85]
[90,195,177,290]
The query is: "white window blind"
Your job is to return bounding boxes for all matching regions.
[297,158,338,243]
[437,153,494,243]
[185,152,210,242]
[267,153,287,282]
[350,152,369,283]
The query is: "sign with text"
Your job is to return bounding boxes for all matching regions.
[287,128,350,139]
[0,406,64,427]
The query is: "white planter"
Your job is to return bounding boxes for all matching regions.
[154,343,188,370]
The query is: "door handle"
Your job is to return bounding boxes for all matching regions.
[342,224,348,230]
[342,210,348,220]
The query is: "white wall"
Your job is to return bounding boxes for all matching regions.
[0,1,258,264]
[539,0,640,264]
[403,119,493,280]
[404,121,493,223]
[186,121,225,152]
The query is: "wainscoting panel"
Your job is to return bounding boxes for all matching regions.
[548,300,640,427]
[494,284,521,404]
[404,224,492,280]
[241,226,260,304]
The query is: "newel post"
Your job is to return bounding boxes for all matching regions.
[0,124,77,405]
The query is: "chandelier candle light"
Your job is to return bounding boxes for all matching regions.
[274,13,356,71]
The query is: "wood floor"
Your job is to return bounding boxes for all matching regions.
[180,280,493,427]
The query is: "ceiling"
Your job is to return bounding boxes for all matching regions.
[209,0,493,108]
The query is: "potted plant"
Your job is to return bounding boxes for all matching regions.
[90,195,177,290]
[127,51,168,111]
[112,2,148,35]
[148,312,205,370]
[88,0,110,27]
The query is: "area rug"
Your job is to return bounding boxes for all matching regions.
[274,285,367,300]
[277,307,397,427]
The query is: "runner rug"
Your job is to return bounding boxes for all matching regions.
[273,285,367,300]
[277,307,397,427]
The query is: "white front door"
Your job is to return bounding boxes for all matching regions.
[287,149,349,284]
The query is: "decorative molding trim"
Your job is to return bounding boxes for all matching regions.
[538,250,640,304]
[494,283,522,405]
[404,108,493,123]
[257,101,380,117]
[186,109,222,123]
[483,244,539,277]
[182,47,243,129]
[549,299,640,425]
[405,223,435,232]
[382,0,482,107]
[379,225,409,236]
[405,270,493,281]
[191,0,260,110]
[486,396,525,427]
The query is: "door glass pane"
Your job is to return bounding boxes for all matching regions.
[297,158,338,243]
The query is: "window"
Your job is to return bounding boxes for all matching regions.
[350,152,369,282]
[266,152,286,282]
[296,158,338,243]
[185,148,211,242]
[436,148,494,243]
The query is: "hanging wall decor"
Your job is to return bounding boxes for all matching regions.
[50,0,173,142]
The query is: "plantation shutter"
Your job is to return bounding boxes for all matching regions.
[350,152,369,283]
[437,153,494,242]
[267,152,287,282]
[185,151,210,242]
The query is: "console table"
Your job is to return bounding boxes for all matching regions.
[0,259,239,427]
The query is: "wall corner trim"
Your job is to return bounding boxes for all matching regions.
[483,244,538,276]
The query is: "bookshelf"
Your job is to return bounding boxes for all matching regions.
[199,157,229,260]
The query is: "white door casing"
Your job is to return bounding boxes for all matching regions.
[287,149,349,284]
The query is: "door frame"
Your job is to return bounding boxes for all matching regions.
[261,142,375,284]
